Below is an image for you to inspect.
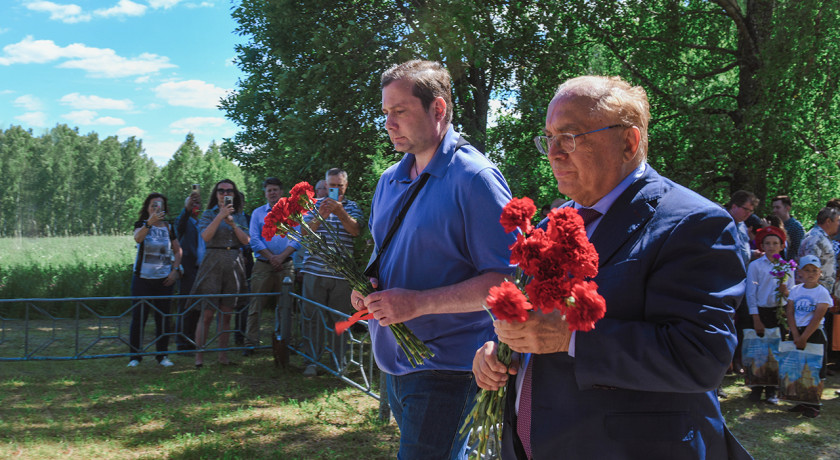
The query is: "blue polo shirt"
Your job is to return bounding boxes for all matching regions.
[368,126,516,375]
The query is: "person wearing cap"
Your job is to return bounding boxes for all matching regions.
[745,225,794,404]
[785,253,832,417]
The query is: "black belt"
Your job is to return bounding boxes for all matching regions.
[257,257,292,265]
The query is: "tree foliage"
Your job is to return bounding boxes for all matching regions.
[0,127,251,237]
[223,0,840,220]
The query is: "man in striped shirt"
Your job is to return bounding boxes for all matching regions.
[301,168,364,376]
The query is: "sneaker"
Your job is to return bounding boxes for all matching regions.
[765,396,780,405]
[159,358,174,367]
[303,364,318,377]
[127,360,140,367]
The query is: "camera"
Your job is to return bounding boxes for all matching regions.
[328,187,339,200]
[224,195,233,206]
[192,184,200,192]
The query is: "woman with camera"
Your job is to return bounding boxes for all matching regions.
[192,179,250,368]
[128,193,183,368]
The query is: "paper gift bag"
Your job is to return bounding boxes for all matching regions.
[742,327,781,387]
[778,341,824,405]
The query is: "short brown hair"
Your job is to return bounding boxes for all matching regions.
[728,190,758,208]
[381,60,453,124]
[771,195,792,208]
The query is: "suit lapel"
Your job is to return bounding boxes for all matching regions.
[588,167,662,267]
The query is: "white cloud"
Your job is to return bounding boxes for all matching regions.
[0,36,176,78]
[149,0,182,8]
[134,75,150,83]
[15,111,48,127]
[169,116,232,135]
[185,2,214,8]
[94,0,147,18]
[25,1,91,23]
[143,140,183,165]
[60,93,134,110]
[117,126,145,138]
[154,80,228,108]
[14,94,43,111]
[62,109,125,126]
[96,116,126,125]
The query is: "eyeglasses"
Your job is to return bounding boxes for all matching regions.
[737,204,755,214]
[534,124,624,155]
[217,188,235,194]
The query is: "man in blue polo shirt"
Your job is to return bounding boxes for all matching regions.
[352,60,516,459]
[244,177,298,355]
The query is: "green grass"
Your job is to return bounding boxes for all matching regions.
[721,372,840,459]
[0,353,399,459]
[2,359,839,459]
[0,236,137,315]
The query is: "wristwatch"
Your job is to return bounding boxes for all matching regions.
[173,265,184,274]
[144,221,152,229]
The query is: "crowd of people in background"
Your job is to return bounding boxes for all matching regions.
[124,58,840,459]
[126,169,364,374]
[727,190,839,418]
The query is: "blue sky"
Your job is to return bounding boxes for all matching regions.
[0,0,244,165]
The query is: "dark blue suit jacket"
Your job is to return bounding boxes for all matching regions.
[502,166,752,459]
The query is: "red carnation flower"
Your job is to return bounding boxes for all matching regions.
[289,182,315,212]
[510,230,552,277]
[525,276,575,314]
[262,222,276,241]
[566,281,607,332]
[500,197,537,234]
[486,281,532,323]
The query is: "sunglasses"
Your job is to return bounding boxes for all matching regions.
[217,188,235,194]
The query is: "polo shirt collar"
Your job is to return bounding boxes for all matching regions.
[392,125,457,183]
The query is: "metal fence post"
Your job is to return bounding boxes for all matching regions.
[278,277,293,341]
[378,370,390,422]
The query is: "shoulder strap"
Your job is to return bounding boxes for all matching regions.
[377,173,430,258]
[364,135,472,279]
[455,136,471,151]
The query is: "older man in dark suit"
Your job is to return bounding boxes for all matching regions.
[473,75,752,459]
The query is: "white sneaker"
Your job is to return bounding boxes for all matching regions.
[127,360,140,367]
[303,364,318,377]
[159,358,174,367]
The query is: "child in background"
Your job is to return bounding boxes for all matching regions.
[745,226,793,404]
[785,254,832,417]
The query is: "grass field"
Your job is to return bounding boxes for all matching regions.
[0,353,399,459]
[1,236,137,316]
[2,352,840,459]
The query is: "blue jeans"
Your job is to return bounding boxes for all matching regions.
[387,370,477,460]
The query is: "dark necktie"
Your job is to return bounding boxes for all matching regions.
[576,206,603,228]
[518,206,601,459]
[517,361,534,459]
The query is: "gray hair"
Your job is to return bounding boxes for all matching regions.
[555,75,650,160]
[325,168,348,182]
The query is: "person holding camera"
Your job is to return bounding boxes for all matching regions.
[192,179,250,368]
[128,193,183,368]
[300,168,363,376]
[174,186,202,352]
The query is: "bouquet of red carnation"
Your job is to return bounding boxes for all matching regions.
[460,197,607,456]
[262,182,433,367]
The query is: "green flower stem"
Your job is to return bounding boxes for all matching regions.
[276,212,433,367]
[459,340,511,458]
